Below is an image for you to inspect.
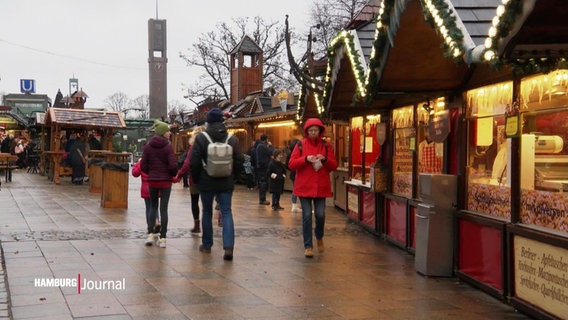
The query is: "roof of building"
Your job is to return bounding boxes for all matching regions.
[230,35,263,55]
[44,108,126,129]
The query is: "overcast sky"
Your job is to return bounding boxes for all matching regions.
[0,0,312,109]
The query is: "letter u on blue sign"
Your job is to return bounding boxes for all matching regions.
[20,79,35,93]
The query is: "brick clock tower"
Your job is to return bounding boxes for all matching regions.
[148,19,167,120]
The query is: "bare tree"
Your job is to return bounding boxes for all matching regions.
[179,16,295,102]
[167,100,191,116]
[130,95,150,119]
[103,92,130,113]
[309,0,368,55]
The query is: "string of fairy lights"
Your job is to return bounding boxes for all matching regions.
[298,0,564,118]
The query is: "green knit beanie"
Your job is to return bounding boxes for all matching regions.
[153,120,170,136]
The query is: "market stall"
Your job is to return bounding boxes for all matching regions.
[41,108,126,184]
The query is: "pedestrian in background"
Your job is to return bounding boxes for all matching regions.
[190,108,242,261]
[267,149,286,211]
[141,120,177,248]
[255,134,273,205]
[174,125,206,233]
[286,138,301,213]
[68,134,88,184]
[288,118,338,258]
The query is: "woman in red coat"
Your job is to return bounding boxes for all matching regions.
[288,118,338,258]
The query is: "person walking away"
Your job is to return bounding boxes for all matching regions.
[174,125,206,233]
[141,120,177,248]
[286,139,301,213]
[132,158,160,234]
[190,108,242,261]
[267,149,286,211]
[255,134,273,205]
[288,118,338,258]
[68,134,89,185]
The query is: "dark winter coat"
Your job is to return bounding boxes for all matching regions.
[140,135,177,182]
[255,141,273,170]
[267,158,286,194]
[189,122,242,192]
[288,118,338,198]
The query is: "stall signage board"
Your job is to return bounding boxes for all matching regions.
[428,110,450,143]
[513,235,568,319]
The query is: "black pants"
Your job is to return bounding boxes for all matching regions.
[256,167,268,202]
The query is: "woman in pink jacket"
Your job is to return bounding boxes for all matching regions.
[288,118,338,258]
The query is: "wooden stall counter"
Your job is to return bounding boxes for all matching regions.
[42,151,68,184]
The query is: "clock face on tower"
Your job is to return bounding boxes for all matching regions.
[154,63,164,72]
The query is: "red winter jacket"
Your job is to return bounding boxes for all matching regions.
[131,160,149,199]
[288,118,338,198]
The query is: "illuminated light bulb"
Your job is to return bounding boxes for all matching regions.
[453,48,461,57]
[492,16,500,27]
[489,26,497,37]
[484,50,495,61]
[497,5,505,16]
[484,38,493,48]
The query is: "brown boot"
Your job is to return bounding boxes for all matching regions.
[190,220,200,233]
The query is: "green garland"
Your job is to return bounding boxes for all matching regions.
[320,32,367,112]
[365,0,395,105]
[420,0,465,63]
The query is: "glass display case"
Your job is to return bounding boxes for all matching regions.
[392,106,414,198]
[518,70,568,233]
[465,82,512,219]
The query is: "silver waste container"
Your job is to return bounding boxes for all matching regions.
[415,203,454,276]
[415,174,457,277]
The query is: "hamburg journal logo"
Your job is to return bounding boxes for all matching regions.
[34,274,125,294]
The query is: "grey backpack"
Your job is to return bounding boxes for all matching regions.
[201,132,233,177]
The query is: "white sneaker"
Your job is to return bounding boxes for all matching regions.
[145,233,155,246]
[158,238,166,248]
[291,204,301,213]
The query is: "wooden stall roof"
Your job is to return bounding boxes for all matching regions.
[44,108,126,129]
[498,0,568,60]
[321,0,513,117]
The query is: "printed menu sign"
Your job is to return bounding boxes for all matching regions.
[514,236,568,319]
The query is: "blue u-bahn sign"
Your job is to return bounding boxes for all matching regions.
[20,79,35,93]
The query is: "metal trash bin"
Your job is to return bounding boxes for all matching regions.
[415,174,457,277]
[415,203,454,276]
[101,162,129,208]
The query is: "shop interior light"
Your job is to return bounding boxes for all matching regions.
[257,121,296,128]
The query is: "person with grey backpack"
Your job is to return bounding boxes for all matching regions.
[190,108,242,261]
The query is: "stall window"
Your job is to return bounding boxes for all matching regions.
[519,70,568,232]
[465,83,512,219]
[350,116,381,185]
[334,124,349,168]
[392,106,414,198]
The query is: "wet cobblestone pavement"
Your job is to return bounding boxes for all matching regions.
[0,169,532,319]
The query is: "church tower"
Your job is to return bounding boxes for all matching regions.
[230,36,263,105]
[148,18,167,119]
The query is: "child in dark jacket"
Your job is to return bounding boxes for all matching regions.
[267,149,286,211]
